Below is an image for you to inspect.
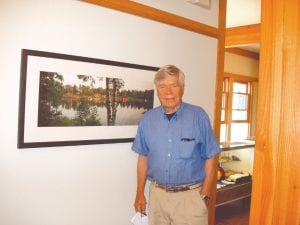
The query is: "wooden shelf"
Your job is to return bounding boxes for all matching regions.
[220,141,255,151]
[216,181,252,207]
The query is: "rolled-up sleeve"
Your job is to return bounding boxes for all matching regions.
[132,120,149,156]
[199,111,220,159]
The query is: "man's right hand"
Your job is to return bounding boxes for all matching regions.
[134,155,148,213]
[134,193,147,213]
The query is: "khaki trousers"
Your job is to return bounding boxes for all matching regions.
[149,182,208,225]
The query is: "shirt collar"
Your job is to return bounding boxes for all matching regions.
[160,102,186,120]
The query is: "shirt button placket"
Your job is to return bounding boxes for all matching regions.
[165,123,172,185]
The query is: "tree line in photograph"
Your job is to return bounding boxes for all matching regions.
[38,71,154,127]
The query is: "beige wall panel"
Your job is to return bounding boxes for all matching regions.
[224,52,259,77]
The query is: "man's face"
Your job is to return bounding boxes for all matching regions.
[156,75,184,114]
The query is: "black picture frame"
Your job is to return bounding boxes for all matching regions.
[18,49,158,148]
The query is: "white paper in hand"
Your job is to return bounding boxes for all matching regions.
[131,212,148,225]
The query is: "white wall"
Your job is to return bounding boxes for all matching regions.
[224,52,259,77]
[0,1,218,225]
[220,148,255,175]
[132,0,219,27]
[226,0,261,27]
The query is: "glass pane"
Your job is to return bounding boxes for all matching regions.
[220,124,227,143]
[232,110,247,120]
[222,93,226,109]
[232,94,247,110]
[221,109,225,121]
[221,93,227,122]
[231,123,249,141]
[233,82,247,93]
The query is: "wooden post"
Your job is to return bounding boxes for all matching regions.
[210,0,226,224]
[250,0,300,224]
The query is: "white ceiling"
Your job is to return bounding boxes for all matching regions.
[226,0,261,27]
[226,0,261,52]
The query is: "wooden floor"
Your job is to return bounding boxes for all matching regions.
[215,199,250,225]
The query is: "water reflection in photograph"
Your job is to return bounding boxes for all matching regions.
[37,71,154,127]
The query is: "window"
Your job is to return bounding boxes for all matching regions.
[220,73,258,144]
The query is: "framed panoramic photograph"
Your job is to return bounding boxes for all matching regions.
[18,49,158,148]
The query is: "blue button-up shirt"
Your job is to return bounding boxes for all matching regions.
[132,102,220,187]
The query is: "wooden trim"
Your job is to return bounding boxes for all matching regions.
[249,81,258,138]
[226,78,233,139]
[223,72,258,82]
[210,1,227,225]
[225,24,261,46]
[249,0,300,224]
[248,81,255,139]
[213,0,226,140]
[81,0,219,38]
[225,47,259,60]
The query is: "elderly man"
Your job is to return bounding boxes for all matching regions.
[132,65,220,225]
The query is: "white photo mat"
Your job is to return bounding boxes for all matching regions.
[18,49,158,148]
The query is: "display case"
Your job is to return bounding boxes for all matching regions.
[216,144,254,207]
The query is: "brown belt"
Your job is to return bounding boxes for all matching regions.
[152,181,202,193]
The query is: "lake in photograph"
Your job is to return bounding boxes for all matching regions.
[37,71,154,127]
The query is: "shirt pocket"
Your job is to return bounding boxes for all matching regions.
[175,137,197,159]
